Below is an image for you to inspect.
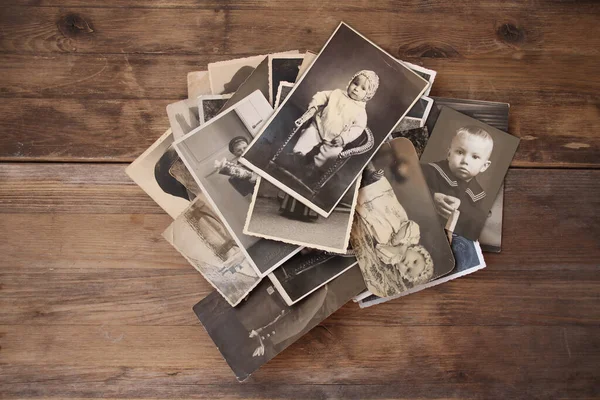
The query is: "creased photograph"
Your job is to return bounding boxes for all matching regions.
[163,195,260,307]
[193,265,366,381]
[174,91,301,276]
[350,138,455,298]
[240,23,429,217]
[420,106,520,241]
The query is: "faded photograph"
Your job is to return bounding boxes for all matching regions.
[244,177,357,253]
[166,98,200,140]
[269,249,358,305]
[193,265,366,381]
[359,235,486,308]
[174,91,301,276]
[163,196,260,307]
[350,138,455,297]
[421,106,520,241]
[240,23,429,217]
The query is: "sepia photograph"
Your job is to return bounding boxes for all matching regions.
[198,94,233,124]
[174,91,301,276]
[358,236,486,308]
[425,97,510,251]
[275,81,294,108]
[166,98,200,141]
[240,22,429,217]
[163,195,260,307]
[402,61,437,96]
[268,54,305,105]
[187,70,212,101]
[244,177,358,253]
[208,54,267,95]
[420,106,520,241]
[193,265,366,381]
[350,138,455,297]
[268,249,358,305]
[126,129,192,219]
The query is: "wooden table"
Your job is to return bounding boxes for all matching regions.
[1,1,599,399]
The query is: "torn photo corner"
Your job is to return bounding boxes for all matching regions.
[193,265,366,381]
[174,90,302,277]
[162,195,261,307]
[238,22,430,217]
[420,106,520,241]
[350,137,455,298]
[267,249,358,306]
[359,237,486,308]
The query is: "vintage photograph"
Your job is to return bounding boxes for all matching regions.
[350,138,455,297]
[268,54,305,105]
[392,126,429,157]
[240,23,429,217]
[166,98,200,141]
[126,129,192,219]
[193,265,366,381]
[163,195,260,307]
[268,249,358,306]
[420,106,520,241]
[243,177,358,253]
[358,236,486,308]
[275,81,294,108]
[393,116,424,133]
[187,70,212,101]
[174,91,301,276]
[402,61,437,96]
[198,94,233,124]
[297,51,316,79]
[407,95,433,121]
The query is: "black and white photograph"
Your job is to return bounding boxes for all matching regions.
[240,22,429,217]
[268,54,305,105]
[392,116,423,133]
[243,177,358,253]
[174,91,302,276]
[275,81,294,108]
[166,98,200,140]
[350,138,455,297]
[358,235,486,308]
[193,265,366,381]
[402,61,437,96]
[420,106,520,241]
[125,129,192,219]
[391,126,429,157]
[297,51,316,79]
[163,195,260,307]
[198,94,233,124]
[268,249,358,305]
[407,95,434,121]
[425,97,510,251]
[186,70,211,102]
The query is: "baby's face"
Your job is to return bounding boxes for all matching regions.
[232,141,248,157]
[399,248,426,282]
[447,133,492,181]
[348,75,369,101]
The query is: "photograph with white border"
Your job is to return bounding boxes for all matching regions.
[268,53,305,105]
[239,22,429,217]
[174,91,302,276]
[268,249,358,306]
[275,81,295,108]
[198,93,233,125]
[401,61,437,96]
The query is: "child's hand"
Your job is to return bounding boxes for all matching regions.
[433,193,461,219]
[331,137,344,147]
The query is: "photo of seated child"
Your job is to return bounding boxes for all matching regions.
[352,166,434,297]
[214,136,257,197]
[421,125,493,240]
[289,70,379,174]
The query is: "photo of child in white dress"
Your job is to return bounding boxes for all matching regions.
[292,70,380,169]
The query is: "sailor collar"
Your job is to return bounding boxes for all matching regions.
[428,160,486,203]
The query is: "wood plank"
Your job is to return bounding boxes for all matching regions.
[0,325,598,390]
[0,5,598,56]
[1,99,598,165]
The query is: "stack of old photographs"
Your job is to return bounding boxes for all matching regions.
[126,22,520,381]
